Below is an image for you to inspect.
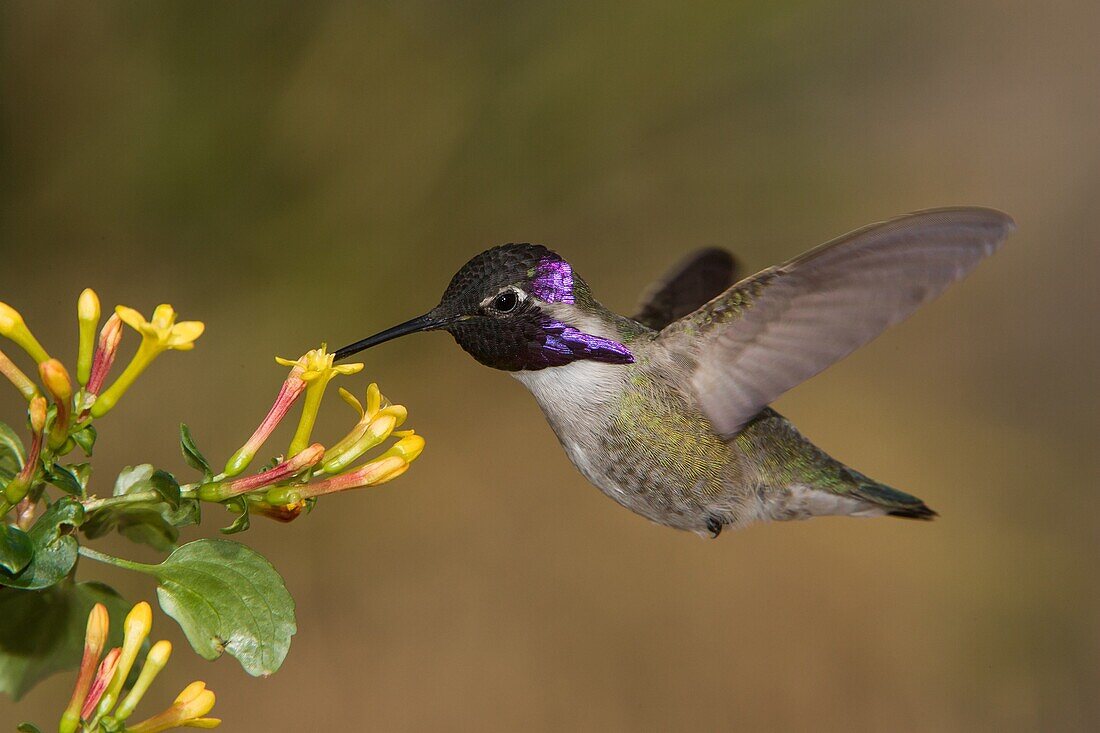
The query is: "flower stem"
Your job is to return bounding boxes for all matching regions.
[81,485,199,512]
[77,545,156,574]
[288,379,327,457]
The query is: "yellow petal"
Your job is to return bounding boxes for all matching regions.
[167,321,204,347]
[39,359,73,401]
[368,460,409,486]
[174,680,208,705]
[78,289,101,322]
[332,362,364,376]
[151,304,177,328]
[378,404,408,427]
[338,387,364,417]
[115,305,148,331]
[365,383,381,416]
[386,433,425,462]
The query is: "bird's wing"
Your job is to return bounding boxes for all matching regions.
[657,208,1014,439]
[633,248,739,330]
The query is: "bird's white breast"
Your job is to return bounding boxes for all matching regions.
[512,361,629,489]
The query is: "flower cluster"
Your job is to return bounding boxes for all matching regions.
[197,346,425,522]
[56,601,218,733]
[0,290,425,531]
[2,288,426,722]
[0,292,203,518]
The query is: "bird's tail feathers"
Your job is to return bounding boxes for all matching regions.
[844,470,937,521]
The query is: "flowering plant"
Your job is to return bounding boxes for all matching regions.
[0,290,424,729]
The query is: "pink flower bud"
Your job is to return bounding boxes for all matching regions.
[85,313,123,399]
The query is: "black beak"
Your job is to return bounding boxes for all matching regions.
[333,313,443,361]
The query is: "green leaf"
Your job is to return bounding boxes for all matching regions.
[0,524,33,575]
[17,723,44,733]
[179,424,212,478]
[146,470,181,509]
[117,509,179,552]
[47,463,86,497]
[170,498,202,529]
[0,421,25,480]
[0,581,129,700]
[150,539,296,676]
[79,507,115,541]
[113,464,155,496]
[220,498,251,535]
[112,465,180,508]
[0,498,83,590]
[72,424,97,456]
[82,497,199,552]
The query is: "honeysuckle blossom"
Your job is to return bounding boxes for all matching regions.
[96,600,154,719]
[59,603,109,733]
[83,312,123,405]
[76,288,101,386]
[81,647,121,719]
[0,347,37,400]
[223,359,308,477]
[277,346,363,457]
[126,681,219,733]
[1,395,46,511]
[52,601,218,732]
[39,358,74,449]
[0,300,50,364]
[267,433,425,502]
[199,443,325,502]
[90,304,204,417]
[115,640,172,721]
[321,384,408,473]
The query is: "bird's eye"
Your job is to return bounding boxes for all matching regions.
[493,289,520,313]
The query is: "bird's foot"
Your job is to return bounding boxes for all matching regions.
[705,516,723,538]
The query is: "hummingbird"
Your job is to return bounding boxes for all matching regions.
[335,207,1013,537]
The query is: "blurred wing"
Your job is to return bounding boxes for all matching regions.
[660,208,1014,438]
[633,248,739,330]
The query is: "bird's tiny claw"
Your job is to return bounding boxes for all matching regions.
[706,516,723,538]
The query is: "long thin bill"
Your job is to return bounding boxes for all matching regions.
[333,313,438,361]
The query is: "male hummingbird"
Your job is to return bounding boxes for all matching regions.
[336,208,1013,537]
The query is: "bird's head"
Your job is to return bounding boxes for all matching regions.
[334,244,635,371]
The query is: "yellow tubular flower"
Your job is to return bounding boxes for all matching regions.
[39,359,74,449]
[223,360,308,477]
[98,601,153,718]
[0,348,38,400]
[321,383,409,473]
[2,396,47,508]
[0,301,50,364]
[199,443,325,502]
[60,603,109,733]
[84,313,123,402]
[279,432,424,501]
[381,433,426,463]
[279,347,363,457]
[115,640,172,721]
[90,304,204,418]
[321,409,402,474]
[81,646,121,719]
[77,288,101,386]
[126,681,218,733]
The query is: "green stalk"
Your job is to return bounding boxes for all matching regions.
[77,545,156,574]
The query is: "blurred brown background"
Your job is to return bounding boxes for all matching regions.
[2,1,1098,730]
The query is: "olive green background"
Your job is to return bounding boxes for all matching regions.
[2,2,1098,730]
